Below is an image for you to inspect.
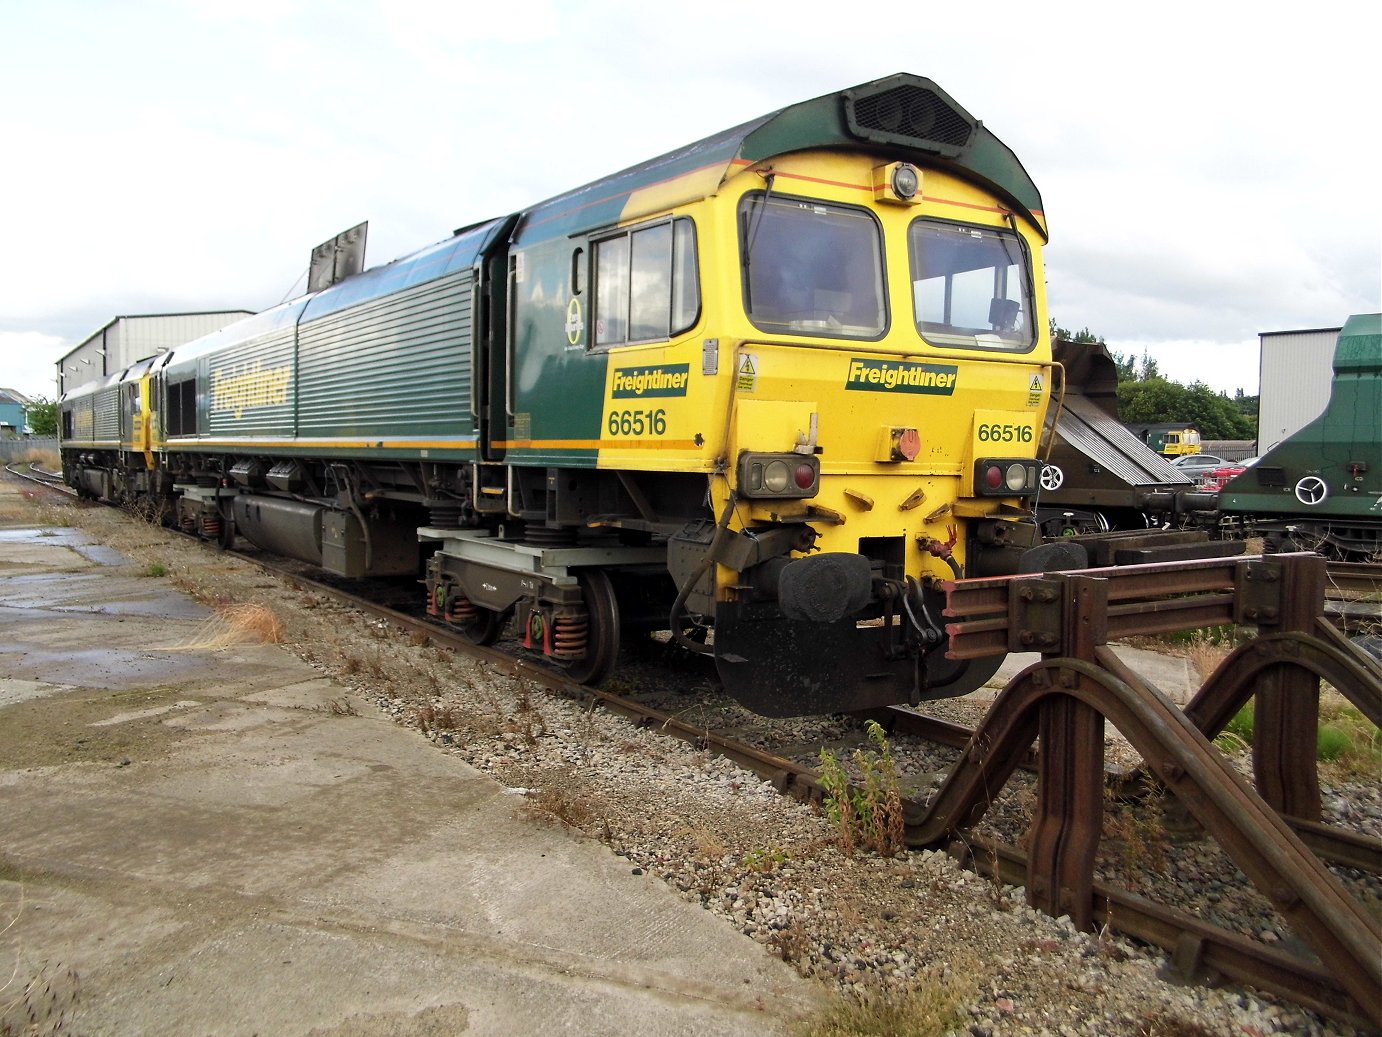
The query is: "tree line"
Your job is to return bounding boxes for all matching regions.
[1053,325,1257,441]
[24,397,58,436]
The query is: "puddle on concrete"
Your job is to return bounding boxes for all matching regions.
[0,526,128,566]
[0,644,214,691]
[72,543,129,565]
[0,527,87,543]
[0,572,209,619]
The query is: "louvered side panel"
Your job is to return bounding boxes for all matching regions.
[1059,396,1194,487]
[94,387,120,441]
[297,270,475,440]
[207,329,297,438]
[72,397,96,441]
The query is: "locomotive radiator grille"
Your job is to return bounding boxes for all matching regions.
[845,81,974,155]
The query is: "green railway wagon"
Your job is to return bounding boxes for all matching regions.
[1219,312,1382,559]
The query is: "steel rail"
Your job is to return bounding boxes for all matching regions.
[1326,561,1382,596]
[4,461,75,492]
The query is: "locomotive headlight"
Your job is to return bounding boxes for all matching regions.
[739,452,820,499]
[872,161,922,205]
[975,458,1037,496]
[763,459,791,493]
[891,163,920,200]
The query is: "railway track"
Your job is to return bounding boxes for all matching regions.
[249,547,1381,1029]
[6,467,1380,1028]
[4,459,69,487]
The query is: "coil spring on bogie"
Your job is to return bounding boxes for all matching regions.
[447,595,478,625]
[200,513,221,539]
[551,613,588,660]
[180,513,197,533]
[427,580,478,625]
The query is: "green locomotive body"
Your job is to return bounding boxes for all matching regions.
[1219,313,1382,559]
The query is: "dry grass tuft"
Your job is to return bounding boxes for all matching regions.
[1134,1011,1221,1037]
[767,918,812,963]
[523,786,597,830]
[675,823,728,860]
[0,960,82,1037]
[415,702,461,733]
[165,602,285,651]
[1103,783,1170,876]
[1186,632,1232,681]
[792,957,977,1037]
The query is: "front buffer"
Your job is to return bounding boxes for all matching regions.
[710,550,1015,717]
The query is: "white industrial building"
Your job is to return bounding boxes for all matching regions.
[57,312,252,395]
[1257,325,1341,453]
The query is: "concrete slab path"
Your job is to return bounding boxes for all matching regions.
[0,491,817,1036]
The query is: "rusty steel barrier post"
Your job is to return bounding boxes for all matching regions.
[935,557,1382,1026]
[1025,575,1108,930]
[1242,555,1327,821]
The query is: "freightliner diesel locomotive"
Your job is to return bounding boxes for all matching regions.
[60,74,1064,716]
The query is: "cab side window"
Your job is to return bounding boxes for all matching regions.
[593,218,699,348]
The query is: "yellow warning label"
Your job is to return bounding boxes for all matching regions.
[736,353,758,393]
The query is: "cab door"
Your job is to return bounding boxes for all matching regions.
[471,215,518,511]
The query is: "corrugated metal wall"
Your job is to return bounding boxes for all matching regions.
[296,270,475,439]
[1258,328,1339,452]
[60,312,253,394]
[123,314,252,369]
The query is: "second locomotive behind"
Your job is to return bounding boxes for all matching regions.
[60,74,1063,716]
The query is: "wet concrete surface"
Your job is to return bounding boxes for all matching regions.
[0,495,817,1036]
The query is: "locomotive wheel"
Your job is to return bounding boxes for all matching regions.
[560,570,621,686]
[216,512,236,551]
[457,606,506,647]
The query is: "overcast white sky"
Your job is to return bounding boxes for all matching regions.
[2,1,1378,401]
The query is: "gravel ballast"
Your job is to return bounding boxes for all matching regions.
[18,490,1376,1037]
